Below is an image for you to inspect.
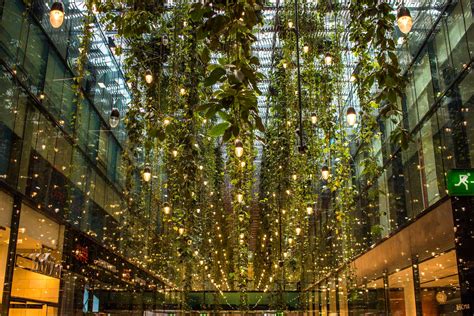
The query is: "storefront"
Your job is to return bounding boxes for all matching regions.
[0,189,14,307]
[9,203,64,316]
[60,227,165,315]
[308,199,464,316]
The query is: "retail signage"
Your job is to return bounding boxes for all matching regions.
[94,259,118,273]
[455,303,470,311]
[447,169,474,196]
[134,276,146,286]
[122,268,132,281]
[73,244,89,263]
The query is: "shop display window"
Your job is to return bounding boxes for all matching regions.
[9,204,63,315]
[418,250,461,315]
[0,190,14,304]
[388,267,415,316]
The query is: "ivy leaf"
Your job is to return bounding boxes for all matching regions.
[209,122,231,137]
[255,115,265,132]
[223,127,232,142]
[204,67,226,86]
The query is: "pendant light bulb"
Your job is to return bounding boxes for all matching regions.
[109,108,120,128]
[162,35,169,46]
[324,53,333,66]
[346,106,357,126]
[295,227,302,236]
[143,164,152,182]
[237,193,244,203]
[306,204,314,215]
[145,69,153,84]
[397,6,413,34]
[234,139,244,158]
[163,203,171,215]
[50,2,65,29]
[321,165,330,180]
[288,20,294,29]
[311,113,317,125]
[303,43,309,54]
[178,227,185,235]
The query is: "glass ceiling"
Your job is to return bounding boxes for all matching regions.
[63,0,448,136]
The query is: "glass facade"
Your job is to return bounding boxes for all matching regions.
[0,0,164,314]
[308,0,474,315]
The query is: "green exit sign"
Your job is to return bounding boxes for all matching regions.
[447,169,474,196]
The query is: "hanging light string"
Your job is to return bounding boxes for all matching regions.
[294,0,304,151]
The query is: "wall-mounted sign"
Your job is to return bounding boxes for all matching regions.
[134,276,146,286]
[93,259,117,273]
[455,303,470,311]
[447,169,474,196]
[73,244,89,263]
[122,268,132,281]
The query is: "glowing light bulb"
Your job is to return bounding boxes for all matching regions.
[234,139,244,158]
[109,108,120,128]
[142,165,151,182]
[303,44,309,54]
[324,53,333,66]
[49,2,65,29]
[397,6,413,34]
[237,193,244,203]
[346,106,357,126]
[163,203,171,215]
[295,227,302,235]
[306,204,314,215]
[321,166,330,180]
[288,20,294,28]
[145,70,153,84]
[311,113,317,125]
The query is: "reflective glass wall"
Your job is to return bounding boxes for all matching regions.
[0,0,164,314]
[353,0,474,251]
[308,0,474,314]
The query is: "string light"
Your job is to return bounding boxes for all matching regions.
[311,113,317,125]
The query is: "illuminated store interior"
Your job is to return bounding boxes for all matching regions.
[0,0,473,315]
